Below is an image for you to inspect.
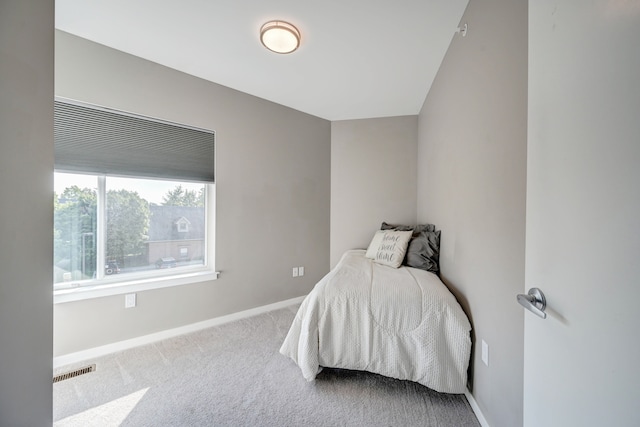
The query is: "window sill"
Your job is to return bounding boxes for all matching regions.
[53,270,220,304]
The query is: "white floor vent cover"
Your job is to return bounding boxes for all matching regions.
[53,364,96,383]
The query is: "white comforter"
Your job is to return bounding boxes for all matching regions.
[280,250,471,394]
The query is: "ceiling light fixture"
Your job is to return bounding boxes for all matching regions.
[260,21,301,54]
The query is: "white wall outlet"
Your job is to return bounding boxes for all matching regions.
[125,293,137,308]
[292,267,299,278]
[481,339,489,366]
[298,266,304,276]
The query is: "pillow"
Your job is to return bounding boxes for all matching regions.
[381,221,436,236]
[371,230,413,268]
[405,230,441,273]
[365,230,386,259]
[380,221,414,232]
[415,223,436,233]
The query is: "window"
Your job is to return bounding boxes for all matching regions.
[53,173,209,289]
[176,217,190,233]
[179,247,189,258]
[54,99,215,296]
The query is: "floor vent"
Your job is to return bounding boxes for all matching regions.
[53,364,96,383]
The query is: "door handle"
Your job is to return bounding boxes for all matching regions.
[517,287,547,319]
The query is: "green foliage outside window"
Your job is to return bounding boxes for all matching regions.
[54,182,201,284]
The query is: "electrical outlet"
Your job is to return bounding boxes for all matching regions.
[292,267,299,278]
[298,266,304,276]
[125,293,136,308]
[481,339,489,366]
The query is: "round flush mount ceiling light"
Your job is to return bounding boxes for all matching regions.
[260,21,301,54]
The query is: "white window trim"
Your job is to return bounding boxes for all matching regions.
[53,183,217,304]
[54,270,220,304]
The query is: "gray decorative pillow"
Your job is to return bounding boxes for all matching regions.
[381,221,414,232]
[415,223,436,233]
[381,221,436,236]
[405,230,441,273]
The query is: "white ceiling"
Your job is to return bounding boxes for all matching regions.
[55,0,469,121]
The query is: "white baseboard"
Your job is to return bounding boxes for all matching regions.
[465,390,490,427]
[54,295,306,369]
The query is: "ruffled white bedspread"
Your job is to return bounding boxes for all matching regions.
[280,250,471,394]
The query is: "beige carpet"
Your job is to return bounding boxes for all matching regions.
[53,304,480,426]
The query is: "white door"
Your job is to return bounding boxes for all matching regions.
[525,2,640,426]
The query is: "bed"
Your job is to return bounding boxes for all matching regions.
[280,225,472,394]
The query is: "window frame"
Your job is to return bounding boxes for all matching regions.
[53,176,217,304]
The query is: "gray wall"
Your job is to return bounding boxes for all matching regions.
[417,1,527,427]
[0,0,54,425]
[54,31,331,356]
[330,116,418,267]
